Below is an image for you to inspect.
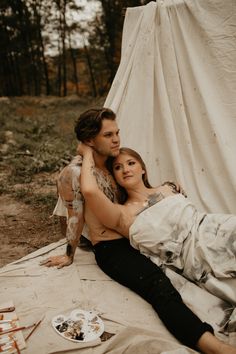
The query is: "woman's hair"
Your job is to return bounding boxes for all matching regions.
[74,108,116,142]
[106,147,152,204]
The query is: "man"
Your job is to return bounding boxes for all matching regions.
[41,108,230,353]
[42,108,121,268]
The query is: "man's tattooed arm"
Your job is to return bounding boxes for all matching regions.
[162,181,187,197]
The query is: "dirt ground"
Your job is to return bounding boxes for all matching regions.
[0,175,62,267]
[0,95,104,268]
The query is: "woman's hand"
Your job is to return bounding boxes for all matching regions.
[76,142,93,157]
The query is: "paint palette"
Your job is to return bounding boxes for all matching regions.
[52,309,104,343]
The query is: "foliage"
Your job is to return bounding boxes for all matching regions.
[0,96,91,184]
[0,0,154,97]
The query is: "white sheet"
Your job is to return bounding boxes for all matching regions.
[0,240,235,353]
[105,0,236,214]
[129,194,236,303]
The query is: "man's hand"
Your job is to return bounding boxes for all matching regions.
[40,254,73,269]
[161,181,187,197]
[175,182,187,197]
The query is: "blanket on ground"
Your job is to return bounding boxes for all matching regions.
[0,239,235,353]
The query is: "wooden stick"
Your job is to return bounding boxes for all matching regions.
[25,315,44,341]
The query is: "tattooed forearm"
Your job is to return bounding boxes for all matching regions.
[66,216,79,241]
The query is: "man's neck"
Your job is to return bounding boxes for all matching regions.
[93,152,108,172]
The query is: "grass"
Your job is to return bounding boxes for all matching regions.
[0,96,106,211]
[0,96,89,213]
[0,97,83,184]
[14,187,57,211]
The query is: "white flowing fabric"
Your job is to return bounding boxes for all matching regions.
[105,0,236,214]
[129,194,236,303]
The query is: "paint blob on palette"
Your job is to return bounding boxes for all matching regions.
[52,309,104,342]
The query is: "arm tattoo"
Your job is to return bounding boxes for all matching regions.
[90,165,96,175]
[146,192,165,207]
[137,192,165,215]
[66,243,73,257]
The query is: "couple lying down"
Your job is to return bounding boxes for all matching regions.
[79,144,236,306]
[42,108,236,354]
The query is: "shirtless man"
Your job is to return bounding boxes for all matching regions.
[41,108,122,268]
[41,108,235,354]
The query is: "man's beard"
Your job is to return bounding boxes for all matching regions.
[93,146,119,157]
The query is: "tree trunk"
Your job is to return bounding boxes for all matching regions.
[69,33,79,96]
[61,0,67,96]
[83,39,97,97]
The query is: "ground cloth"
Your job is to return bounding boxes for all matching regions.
[0,239,235,353]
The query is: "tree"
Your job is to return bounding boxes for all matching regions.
[87,0,148,87]
[0,0,153,97]
[0,0,51,96]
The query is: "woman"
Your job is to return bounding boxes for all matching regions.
[79,144,236,305]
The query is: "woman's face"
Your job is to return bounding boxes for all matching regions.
[113,153,145,188]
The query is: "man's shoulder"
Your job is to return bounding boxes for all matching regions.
[60,155,83,175]
[56,155,84,197]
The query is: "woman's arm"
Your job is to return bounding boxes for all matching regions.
[79,143,123,230]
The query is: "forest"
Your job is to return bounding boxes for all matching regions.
[0,0,152,97]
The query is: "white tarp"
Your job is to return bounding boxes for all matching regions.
[105,0,236,214]
[0,239,235,353]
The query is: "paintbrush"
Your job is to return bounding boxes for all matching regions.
[25,315,44,341]
[0,322,36,336]
[0,307,15,313]
[13,339,21,354]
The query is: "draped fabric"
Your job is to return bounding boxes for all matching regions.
[105,0,236,214]
[129,194,236,304]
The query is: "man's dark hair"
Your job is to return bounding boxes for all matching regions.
[74,108,116,142]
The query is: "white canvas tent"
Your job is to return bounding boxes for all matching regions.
[0,1,236,353]
[105,0,236,214]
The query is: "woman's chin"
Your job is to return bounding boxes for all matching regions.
[119,179,134,188]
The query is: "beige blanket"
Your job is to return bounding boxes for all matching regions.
[0,239,235,353]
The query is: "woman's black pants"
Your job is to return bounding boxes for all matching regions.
[93,238,213,349]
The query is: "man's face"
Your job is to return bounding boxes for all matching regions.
[90,119,120,157]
